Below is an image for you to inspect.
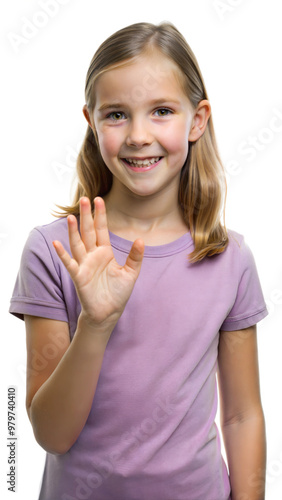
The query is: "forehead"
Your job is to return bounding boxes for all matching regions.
[94,51,189,108]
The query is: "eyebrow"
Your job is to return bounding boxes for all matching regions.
[98,103,125,112]
[97,98,181,112]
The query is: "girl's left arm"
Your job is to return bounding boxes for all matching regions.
[218,325,266,500]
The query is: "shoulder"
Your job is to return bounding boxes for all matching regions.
[10,217,73,323]
[219,230,268,330]
[20,217,71,272]
[225,229,255,263]
[25,217,70,252]
[224,228,263,295]
[226,229,245,250]
[33,216,69,241]
[214,229,259,284]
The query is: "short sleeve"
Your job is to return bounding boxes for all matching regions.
[9,227,69,322]
[220,236,268,331]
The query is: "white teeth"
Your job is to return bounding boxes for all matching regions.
[125,157,160,167]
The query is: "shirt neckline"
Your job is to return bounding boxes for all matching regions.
[109,231,194,258]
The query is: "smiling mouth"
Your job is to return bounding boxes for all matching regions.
[122,157,162,168]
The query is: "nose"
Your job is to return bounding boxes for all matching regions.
[125,117,153,148]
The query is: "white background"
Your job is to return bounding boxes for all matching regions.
[1,0,282,498]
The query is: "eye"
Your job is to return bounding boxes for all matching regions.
[154,108,173,117]
[106,111,126,121]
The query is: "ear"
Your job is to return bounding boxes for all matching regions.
[82,104,93,128]
[188,100,211,142]
[83,104,98,142]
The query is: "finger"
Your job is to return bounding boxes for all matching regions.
[79,197,96,252]
[53,240,79,281]
[124,238,144,277]
[93,197,111,247]
[67,214,87,264]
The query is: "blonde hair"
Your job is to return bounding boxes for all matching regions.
[56,22,228,263]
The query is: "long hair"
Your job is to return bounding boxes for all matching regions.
[56,22,228,263]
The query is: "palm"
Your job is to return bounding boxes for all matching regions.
[53,197,144,326]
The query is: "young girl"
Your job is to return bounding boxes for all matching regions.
[10,22,268,500]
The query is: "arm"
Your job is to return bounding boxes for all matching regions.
[26,197,144,455]
[218,325,266,500]
[25,315,112,455]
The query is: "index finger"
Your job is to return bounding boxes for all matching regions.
[93,197,111,247]
[79,197,97,252]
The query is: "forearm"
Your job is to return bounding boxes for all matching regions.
[29,315,113,455]
[222,411,266,500]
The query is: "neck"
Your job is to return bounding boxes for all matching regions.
[103,178,187,237]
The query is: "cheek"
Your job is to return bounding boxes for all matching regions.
[97,128,121,159]
[161,123,189,158]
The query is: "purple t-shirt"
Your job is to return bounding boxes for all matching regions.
[9,217,268,500]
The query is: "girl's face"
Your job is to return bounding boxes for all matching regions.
[91,51,201,199]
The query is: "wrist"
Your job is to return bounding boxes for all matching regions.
[76,312,116,345]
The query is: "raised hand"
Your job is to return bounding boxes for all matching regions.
[53,197,144,329]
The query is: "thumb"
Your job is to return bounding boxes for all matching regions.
[124,238,145,276]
